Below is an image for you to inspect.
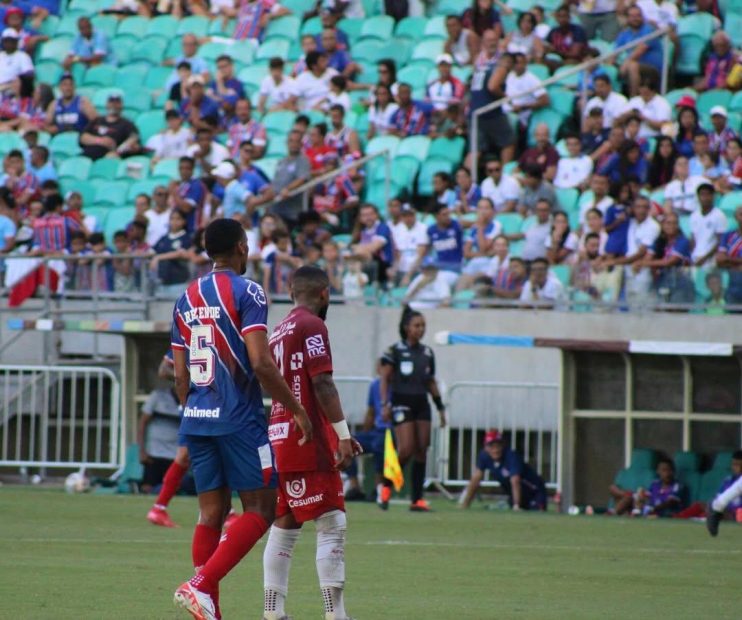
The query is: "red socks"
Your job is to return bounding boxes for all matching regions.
[192,523,221,569]
[155,462,188,508]
[190,512,269,595]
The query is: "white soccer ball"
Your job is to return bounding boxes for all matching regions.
[64,472,90,494]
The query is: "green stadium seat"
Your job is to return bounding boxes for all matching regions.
[366,135,400,158]
[546,86,575,119]
[196,41,230,63]
[412,39,444,61]
[146,14,179,39]
[718,192,742,218]
[115,156,151,180]
[680,471,702,502]
[387,155,420,192]
[395,17,427,41]
[110,34,137,65]
[712,451,733,472]
[209,17,236,37]
[130,37,167,65]
[697,89,733,116]
[528,64,550,81]
[550,264,571,287]
[338,18,364,44]
[152,158,179,179]
[553,65,579,89]
[381,39,413,67]
[68,0,99,15]
[83,206,109,233]
[266,138,288,158]
[103,206,136,242]
[352,39,387,63]
[676,34,707,76]
[164,36,184,61]
[126,179,162,202]
[38,15,60,37]
[177,15,210,37]
[38,37,73,62]
[113,443,144,493]
[95,181,131,207]
[397,65,428,90]
[673,450,700,474]
[90,158,120,181]
[452,289,475,309]
[257,38,290,61]
[397,135,431,162]
[496,213,525,235]
[263,110,297,135]
[239,65,268,91]
[114,64,149,92]
[677,12,716,39]
[423,16,447,40]
[91,87,125,112]
[365,181,401,211]
[282,0,316,13]
[726,13,742,47]
[300,15,322,36]
[698,469,726,503]
[665,88,697,108]
[50,132,82,159]
[228,41,256,66]
[91,14,118,39]
[135,110,166,143]
[527,109,564,146]
[359,15,394,42]
[144,66,172,91]
[613,467,644,492]
[60,179,96,206]
[438,0,465,14]
[428,137,465,165]
[116,15,150,39]
[265,15,301,42]
[630,448,657,471]
[58,156,93,181]
[83,65,115,87]
[55,15,81,38]
[35,61,63,86]
[254,157,280,179]
[417,157,455,196]
[555,188,579,213]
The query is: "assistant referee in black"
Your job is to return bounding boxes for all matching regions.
[378,307,446,512]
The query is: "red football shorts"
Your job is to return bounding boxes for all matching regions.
[276,470,345,524]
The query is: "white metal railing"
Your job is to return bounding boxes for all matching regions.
[0,365,121,470]
[471,26,672,184]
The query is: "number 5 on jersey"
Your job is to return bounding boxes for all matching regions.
[190,324,215,386]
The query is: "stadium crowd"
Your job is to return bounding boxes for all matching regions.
[0,0,741,309]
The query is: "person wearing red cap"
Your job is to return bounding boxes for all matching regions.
[460,429,547,511]
[3,7,46,55]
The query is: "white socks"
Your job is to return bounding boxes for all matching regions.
[315,510,347,619]
[712,475,742,512]
[263,526,301,617]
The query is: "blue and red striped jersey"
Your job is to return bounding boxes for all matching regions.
[171,269,268,436]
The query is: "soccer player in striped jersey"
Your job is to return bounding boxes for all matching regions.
[172,218,312,620]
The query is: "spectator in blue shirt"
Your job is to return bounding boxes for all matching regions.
[28,146,56,184]
[163,34,210,91]
[461,429,547,511]
[641,210,695,303]
[320,28,359,79]
[207,54,246,112]
[598,139,648,185]
[151,208,192,297]
[615,6,663,96]
[63,16,115,72]
[351,203,394,287]
[178,75,220,132]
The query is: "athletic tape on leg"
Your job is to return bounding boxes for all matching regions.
[263,526,301,596]
[315,510,346,588]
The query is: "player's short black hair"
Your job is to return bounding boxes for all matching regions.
[88,232,105,245]
[291,265,330,301]
[204,218,245,259]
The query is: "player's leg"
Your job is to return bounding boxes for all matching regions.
[148,446,190,527]
[315,509,349,620]
[263,509,302,620]
[409,419,431,511]
[707,475,742,536]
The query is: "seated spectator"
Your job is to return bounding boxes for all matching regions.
[611,458,685,517]
[580,108,610,155]
[460,197,502,283]
[717,138,742,193]
[430,101,465,140]
[0,74,49,133]
[554,133,593,190]
[389,83,433,138]
[146,110,191,163]
[44,73,96,135]
[502,11,544,63]
[504,53,549,130]
[31,194,79,254]
[480,158,520,212]
[461,429,547,511]
[663,156,709,214]
[444,14,480,67]
[350,203,394,286]
[320,28,359,79]
[151,208,192,298]
[270,130,311,230]
[707,107,738,158]
[677,450,742,518]
[704,270,726,314]
[431,172,456,211]
[236,141,274,208]
[367,83,398,140]
[325,105,361,161]
[341,256,368,299]
[0,27,33,94]
[689,183,727,267]
[518,123,559,182]
[572,232,622,302]
[213,160,253,221]
[647,136,678,189]
[427,54,466,113]
[28,146,55,184]
[513,198,551,261]
[545,211,579,265]
[68,231,112,293]
[673,99,701,159]
[262,229,301,295]
[716,206,742,305]
[604,185,632,257]
[79,93,140,161]
[319,240,343,294]
[3,6,47,56]
[292,34,317,77]
[163,35,209,91]
[1,148,38,208]
[258,57,298,115]
[615,6,663,96]
[304,122,335,176]
[63,17,115,72]
[228,0,290,42]
[591,124,626,171]
[545,5,588,68]
[490,256,527,300]
[315,8,350,51]
[177,75,220,133]
[185,127,229,175]
[519,257,564,305]
[696,31,737,92]
[391,203,428,286]
[294,209,330,257]
[324,75,351,112]
[168,155,208,233]
[425,204,464,287]
[63,190,97,234]
[578,174,613,226]
[143,187,171,248]
[403,258,452,309]
[167,61,193,108]
[618,72,671,139]
[598,139,648,185]
[462,0,503,38]
[453,166,481,215]
[583,75,627,131]
[689,131,724,179]
[636,0,679,32]
[295,51,338,111]
[518,165,556,216]
[226,98,266,160]
[207,54,245,114]
[484,234,510,279]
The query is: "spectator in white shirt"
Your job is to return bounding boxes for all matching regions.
[480,159,521,212]
[427,54,466,112]
[689,183,727,266]
[618,75,671,139]
[578,173,613,226]
[636,0,679,30]
[554,133,594,190]
[545,211,580,264]
[0,28,33,93]
[392,204,429,286]
[258,57,298,115]
[512,199,552,261]
[519,258,564,305]
[404,258,452,310]
[504,52,549,128]
[146,110,192,163]
[583,76,627,131]
[143,186,172,248]
[185,127,229,175]
[663,156,710,215]
[294,51,338,111]
[461,197,503,280]
[367,83,398,140]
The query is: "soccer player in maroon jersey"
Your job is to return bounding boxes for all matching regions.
[263,265,359,620]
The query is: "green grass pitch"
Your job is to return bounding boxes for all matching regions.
[0,487,740,619]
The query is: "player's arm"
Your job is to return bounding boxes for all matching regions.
[312,372,357,470]
[379,361,393,423]
[244,330,312,444]
[427,378,446,428]
[510,474,523,511]
[172,347,189,406]
[460,468,484,509]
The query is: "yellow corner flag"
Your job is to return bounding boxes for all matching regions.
[383,428,404,492]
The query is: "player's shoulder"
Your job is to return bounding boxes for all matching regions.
[234,276,268,307]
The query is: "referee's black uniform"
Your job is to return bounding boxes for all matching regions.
[381,341,436,426]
